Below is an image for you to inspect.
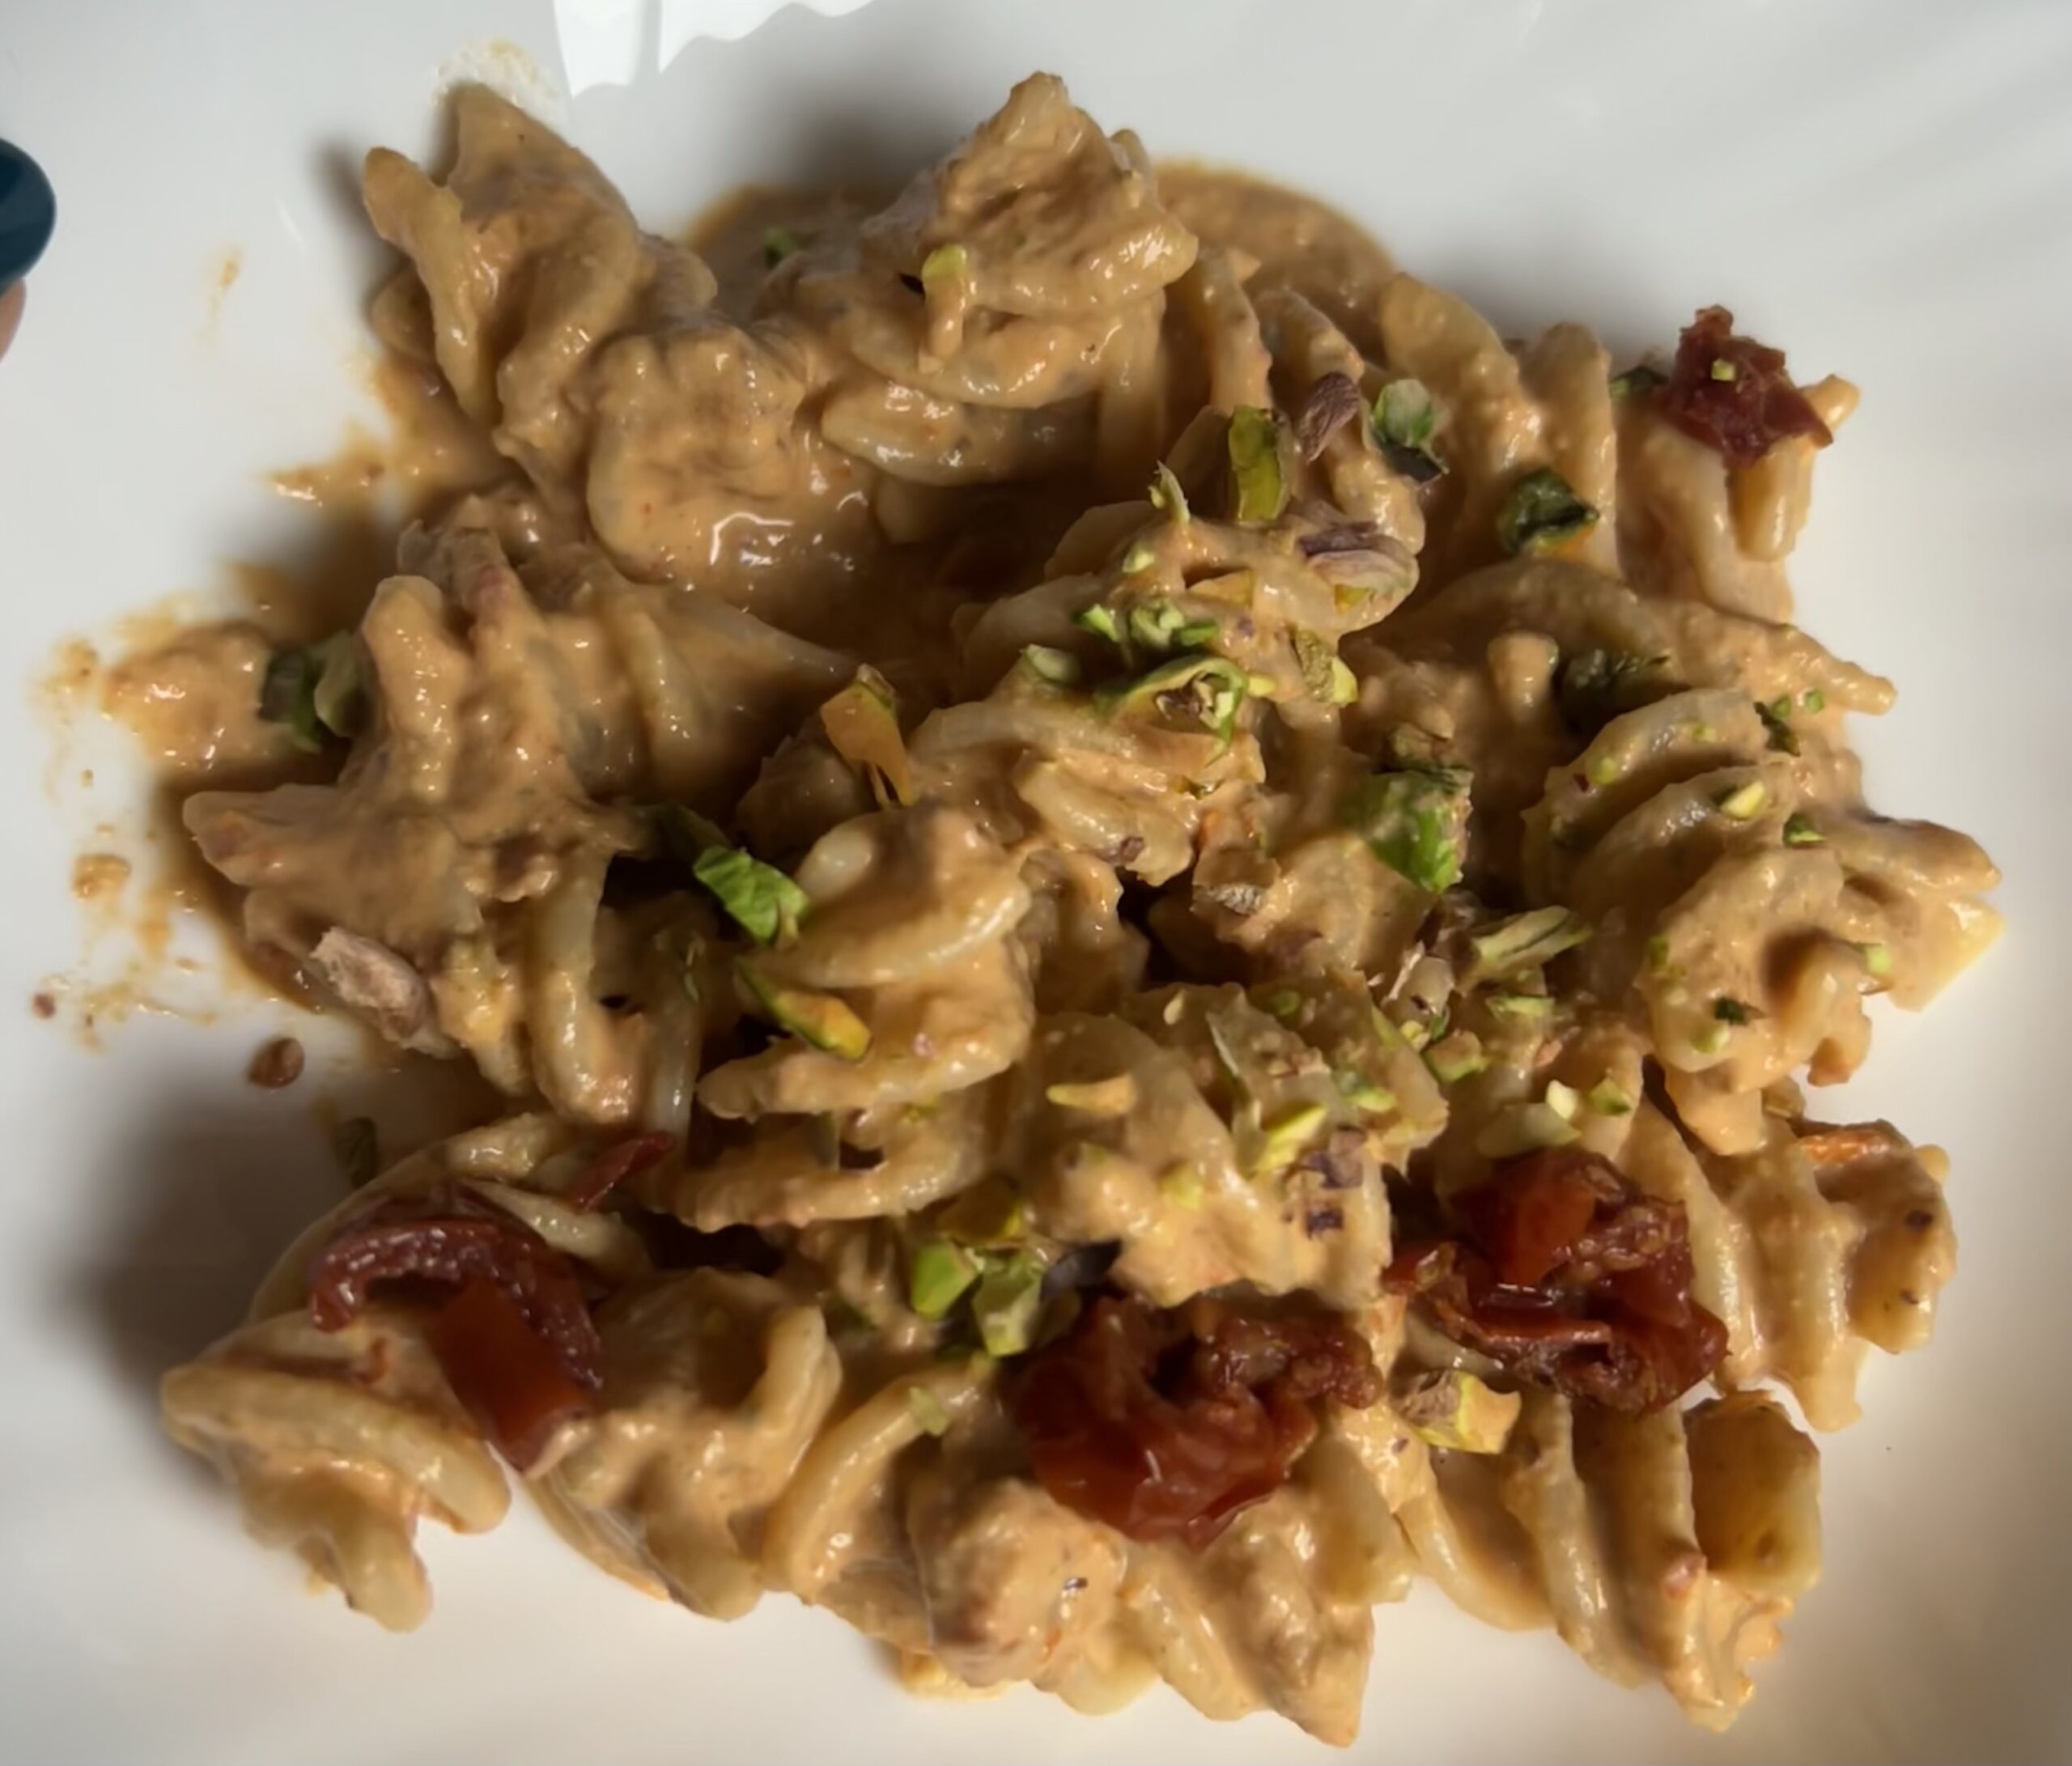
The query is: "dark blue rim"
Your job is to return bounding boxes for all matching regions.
[0,140,57,288]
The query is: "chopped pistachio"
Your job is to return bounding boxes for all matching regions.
[762,226,801,268]
[1713,996,1755,1024]
[1162,993,1187,1026]
[260,637,357,752]
[1486,992,1555,1024]
[1495,468,1598,557]
[1148,461,1191,523]
[1369,1004,1412,1052]
[1127,598,1185,650]
[311,637,364,739]
[1424,1031,1488,1085]
[971,1255,1045,1358]
[1374,378,1444,481]
[821,665,913,807]
[1645,935,1682,979]
[1800,688,1826,713]
[1397,1369,1522,1454]
[908,1238,979,1319]
[737,962,871,1059]
[1399,1005,1448,1052]
[1713,779,1768,821]
[1556,647,1678,737]
[1756,699,1800,755]
[1587,752,1622,787]
[1375,378,1438,449]
[1203,1011,1248,1085]
[1291,628,1348,706]
[938,1178,1028,1249]
[1226,405,1289,523]
[1768,695,1793,721]
[1781,812,1824,847]
[1019,643,1081,686]
[1327,656,1358,705]
[906,1385,954,1437]
[1709,358,1739,382]
[1341,767,1470,894]
[694,847,812,945]
[1158,1161,1207,1209]
[1475,1100,1581,1158]
[1333,1068,1397,1114]
[1045,1075,1140,1117]
[1121,541,1157,575]
[1544,1079,1582,1121]
[1691,1021,1731,1056]
[1249,1101,1328,1178]
[1608,363,1667,400]
[1587,1079,1636,1116]
[919,242,969,284]
[1096,652,1250,744]
[1074,604,1123,646]
[1466,906,1592,983]
[1176,618,1220,648]
[1859,941,1895,978]
[1258,987,1304,1021]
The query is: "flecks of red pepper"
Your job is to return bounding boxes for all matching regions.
[305,1185,604,1467]
[564,1131,675,1211]
[1657,305,1833,466]
[1387,1148,1725,1413]
[1006,1296,1380,1551]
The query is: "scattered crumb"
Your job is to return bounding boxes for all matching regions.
[248,1035,307,1090]
[71,851,132,902]
[31,992,55,1021]
[206,248,243,329]
[41,638,100,708]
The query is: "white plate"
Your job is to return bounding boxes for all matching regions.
[2,2,2069,1760]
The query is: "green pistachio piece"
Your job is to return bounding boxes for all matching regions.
[694,847,811,945]
[1496,468,1598,556]
[1466,906,1592,984]
[1226,405,1289,524]
[908,1238,979,1319]
[1341,768,1470,893]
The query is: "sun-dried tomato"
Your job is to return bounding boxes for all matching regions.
[1005,1295,1379,1551]
[563,1131,675,1211]
[428,1279,595,1471]
[306,1184,605,1465]
[1656,305,1832,466]
[1387,1148,1724,1413]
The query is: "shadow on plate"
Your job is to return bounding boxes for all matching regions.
[58,1045,498,1466]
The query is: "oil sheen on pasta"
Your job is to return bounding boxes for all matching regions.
[148,74,1998,1746]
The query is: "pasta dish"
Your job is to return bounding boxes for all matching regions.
[148,75,2001,1743]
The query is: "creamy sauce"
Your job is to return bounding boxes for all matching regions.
[1158,163,1397,357]
[118,70,1999,1752]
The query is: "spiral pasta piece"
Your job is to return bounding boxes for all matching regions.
[537,1270,843,1616]
[1621,1105,1956,1431]
[696,804,1035,1120]
[1376,1369,1819,1729]
[161,1305,510,1632]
